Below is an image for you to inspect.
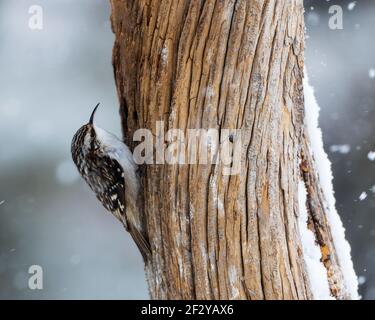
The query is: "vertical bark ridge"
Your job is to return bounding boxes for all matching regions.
[111,0,349,300]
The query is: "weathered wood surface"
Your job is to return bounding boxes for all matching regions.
[110,0,348,299]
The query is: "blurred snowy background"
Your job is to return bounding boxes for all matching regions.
[0,0,374,299]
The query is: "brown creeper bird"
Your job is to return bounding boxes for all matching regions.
[71,103,151,261]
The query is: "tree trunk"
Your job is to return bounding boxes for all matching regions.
[110,0,353,300]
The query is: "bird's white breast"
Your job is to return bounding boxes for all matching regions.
[94,125,140,198]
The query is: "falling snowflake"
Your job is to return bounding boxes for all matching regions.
[348,2,357,11]
[359,192,367,201]
[368,151,375,161]
[330,144,351,154]
[358,276,366,285]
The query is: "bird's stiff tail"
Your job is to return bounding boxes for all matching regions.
[128,223,152,263]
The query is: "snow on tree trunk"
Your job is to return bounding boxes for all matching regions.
[110,0,358,299]
[302,73,359,299]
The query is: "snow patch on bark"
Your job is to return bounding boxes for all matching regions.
[161,45,168,65]
[303,72,359,299]
[298,181,333,300]
[228,265,240,299]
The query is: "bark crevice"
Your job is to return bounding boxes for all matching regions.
[110,0,350,300]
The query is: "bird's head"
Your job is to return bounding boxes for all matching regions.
[71,103,101,164]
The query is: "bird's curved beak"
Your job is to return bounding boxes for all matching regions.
[89,103,100,125]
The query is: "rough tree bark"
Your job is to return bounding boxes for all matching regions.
[110,0,351,299]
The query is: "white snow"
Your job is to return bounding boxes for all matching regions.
[228,265,240,299]
[367,151,375,161]
[359,192,367,201]
[217,197,224,214]
[348,2,356,11]
[330,144,351,154]
[161,46,168,65]
[370,185,375,195]
[0,200,4,206]
[298,181,333,300]
[358,276,366,285]
[206,86,215,99]
[303,71,359,299]
[368,69,375,79]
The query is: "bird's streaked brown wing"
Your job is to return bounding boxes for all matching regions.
[88,154,151,261]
